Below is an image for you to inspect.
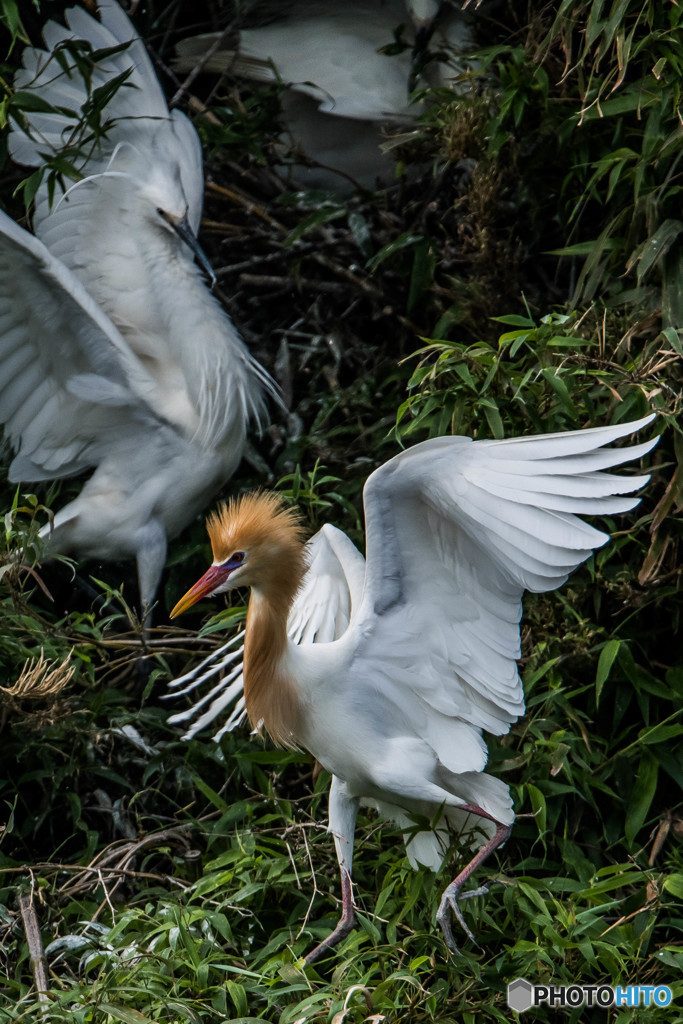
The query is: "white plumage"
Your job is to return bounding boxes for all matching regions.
[3,1,273,615]
[175,0,475,191]
[170,415,656,961]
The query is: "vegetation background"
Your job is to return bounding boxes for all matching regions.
[0,0,681,1021]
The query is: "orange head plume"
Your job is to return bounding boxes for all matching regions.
[170,492,306,618]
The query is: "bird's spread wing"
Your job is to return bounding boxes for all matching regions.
[10,2,204,258]
[352,416,657,740]
[0,209,166,480]
[167,523,366,739]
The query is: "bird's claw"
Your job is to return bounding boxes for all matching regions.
[436,882,490,952]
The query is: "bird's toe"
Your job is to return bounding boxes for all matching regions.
[458,883,489,901]
[436,881,484,950]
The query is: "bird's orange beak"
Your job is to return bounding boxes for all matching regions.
[170,565,228,618]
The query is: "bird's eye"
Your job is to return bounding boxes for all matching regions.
[224,551,245,569]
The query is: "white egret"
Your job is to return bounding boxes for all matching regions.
[170,414,656,962]
[2,1,273,616]
[175,0,474,192]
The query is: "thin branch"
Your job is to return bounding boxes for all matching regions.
[18,890,49,1006]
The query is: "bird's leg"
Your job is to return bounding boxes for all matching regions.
[135,521,167,632]
[304,865,355,966]
[436,802,511,953]
[304,775,359,965]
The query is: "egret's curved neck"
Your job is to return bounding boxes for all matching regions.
[243,556,306,749]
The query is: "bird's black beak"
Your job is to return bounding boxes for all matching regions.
[413,23,435,54]
[410,20,438,93]
[172,215,217,289]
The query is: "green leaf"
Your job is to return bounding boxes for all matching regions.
[284,205,345,246]
[0,0,28,45]
[595,639,622,704]
[11,90,59,114]
[13,168,43,211]
[638,722,683,745]
[540,368,577,416]
[625,749,659,844]
[491,314,536,327]
[190,773,230,812]
[226,980,249,1017]
[480,399,504,438]
[634,218,683,283]
[662,874,683,900]
[366,231,422,273]
[408,239,436,313]
[97,1005,156,1024]
[526,783,547,834]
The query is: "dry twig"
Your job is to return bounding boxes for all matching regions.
[18,889,49,1006]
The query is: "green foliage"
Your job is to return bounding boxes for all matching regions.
[537,1,683,323]
[0,0,29,52]
[394,308,675,444]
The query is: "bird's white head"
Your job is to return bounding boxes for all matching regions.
[100,142,216,284]
[407,0,441,32]
[170,492,307,618]
[133,165,213,281]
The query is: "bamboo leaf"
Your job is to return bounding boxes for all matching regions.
[625,750,659,844]
[662,874,683,900]
[596,639,622,704]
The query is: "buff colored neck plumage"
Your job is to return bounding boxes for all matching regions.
[206,493,309,749]
[243,572,305,749]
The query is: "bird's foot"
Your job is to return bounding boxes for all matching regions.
[436,881,490,953]
[303,906,355,966]
[303,867,355,966]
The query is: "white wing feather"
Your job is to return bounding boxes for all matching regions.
[0,207,164,480]
[168,418,655,754]
[166,418,654,868]
[353,415,657,744]
[11,1,204,239]
[9,0,204,346]
[176,0,474,121]
[289,524,366,643]
[10,2,271,452]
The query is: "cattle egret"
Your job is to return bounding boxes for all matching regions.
[170,415,656,962]
[2,1,273,616]
[175,0,474,192]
